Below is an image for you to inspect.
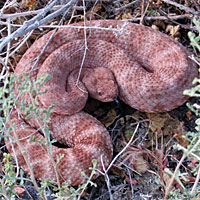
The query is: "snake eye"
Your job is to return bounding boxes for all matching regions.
[98,92,102,96]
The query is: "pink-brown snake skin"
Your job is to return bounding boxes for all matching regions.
[5,20,198,185]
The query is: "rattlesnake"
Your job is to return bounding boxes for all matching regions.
[5,20,198,185]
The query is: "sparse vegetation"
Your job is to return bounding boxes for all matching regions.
[0,72,98,199]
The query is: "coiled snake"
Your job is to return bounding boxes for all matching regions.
[5,20,198,185]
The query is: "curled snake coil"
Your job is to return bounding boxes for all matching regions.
[5,20,198,185]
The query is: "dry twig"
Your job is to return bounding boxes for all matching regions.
[0,0,78,51]
[161,0,198,15]
[164,138,200,199]
[0,5,83,19]
[126,14,192,22]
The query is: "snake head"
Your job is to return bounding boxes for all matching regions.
[95,79,118,102]
[82,67,118,102]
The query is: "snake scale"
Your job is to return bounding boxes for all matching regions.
[5,20,198,185]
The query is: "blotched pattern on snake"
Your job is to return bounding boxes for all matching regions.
[5,20,198,185]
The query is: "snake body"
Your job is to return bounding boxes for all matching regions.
[5,20,198,185]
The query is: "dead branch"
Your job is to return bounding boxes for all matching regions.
[126,14,192,22]
[161,0,198,15]
[0,0,78,52]
[114,0,140,13]
[0,5,83,19]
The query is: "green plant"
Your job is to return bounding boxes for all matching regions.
[188,18,200,52]
[0,153,17,199]
[0,73,97,199]
[166,18,200,199]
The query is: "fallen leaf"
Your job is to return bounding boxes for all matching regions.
[119,145,149,174]
[146,113,180,137]
[151,24,159,31]
[86,3,102,19]
[115,14,121,20]
[173,122,189,147]
[102,109,118,127]
[154,20,166,29]
[149,0,163,7]
[146,113,189,148]
[121,13,134,20]
[111,165,127,179]
[166,25,180,38]
[155,0,162,7]
[20,0,37,10]
[186,110,192,120]
[134,153,149,173]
